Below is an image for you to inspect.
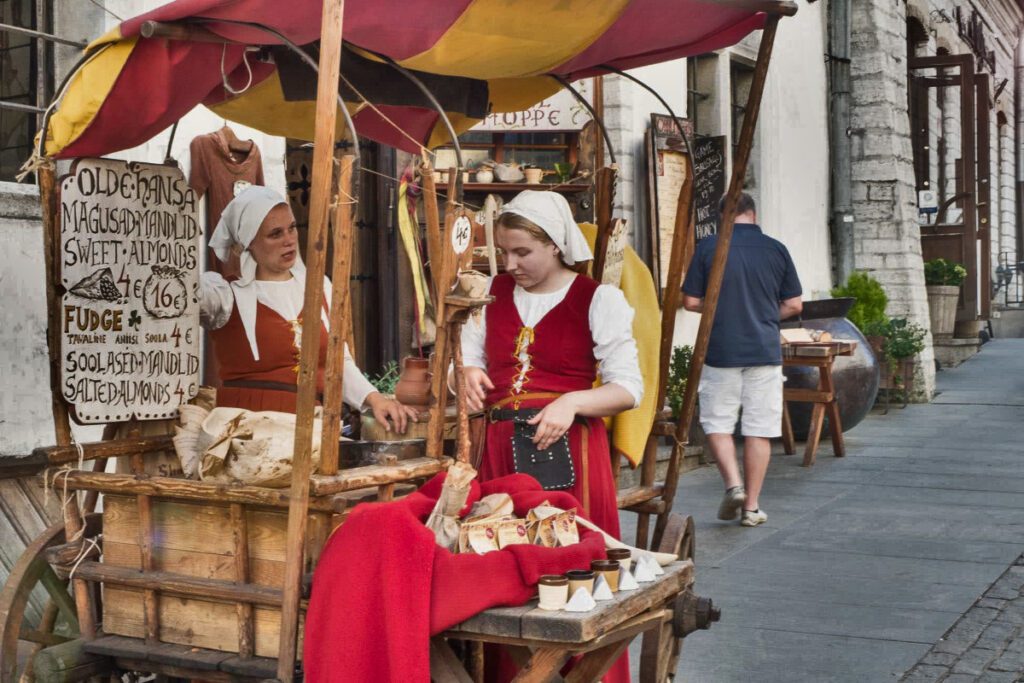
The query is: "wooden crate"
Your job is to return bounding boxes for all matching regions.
[101,495,313,659]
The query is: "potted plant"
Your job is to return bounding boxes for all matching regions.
[831,271,889,359]
[863,317,926,406]
[923,258,966,338]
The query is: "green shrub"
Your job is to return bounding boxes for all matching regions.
[923,258,967,286]
[831,272,888,332]
[870,317,927,361]
[666,345,693,418]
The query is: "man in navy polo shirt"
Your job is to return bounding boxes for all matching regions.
[682,193,802,527]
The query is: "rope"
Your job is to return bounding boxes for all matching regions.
[68,535,102,580]
[15,153,54,183]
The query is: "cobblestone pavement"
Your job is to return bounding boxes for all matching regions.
[902,556,1024,683]
[620,340,1024,681]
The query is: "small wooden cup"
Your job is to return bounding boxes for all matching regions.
[590,559,620,593]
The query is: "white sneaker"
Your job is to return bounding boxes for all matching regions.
[740,509,768,527]
[717,487,747,520]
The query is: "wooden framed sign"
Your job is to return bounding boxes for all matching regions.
[693,136,727,241]
[59,159,201,423]
[648,114,694,291]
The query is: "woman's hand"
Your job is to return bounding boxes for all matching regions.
[462,367,494,413]
[365,392,419,434]
[527,394,579,450]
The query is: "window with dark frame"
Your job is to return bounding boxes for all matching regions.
[0,1,64,184]
[687,54,711,136]
[730,60,753,159]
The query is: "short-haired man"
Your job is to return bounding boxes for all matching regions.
[681,193,802,527]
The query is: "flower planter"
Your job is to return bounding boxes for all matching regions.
[926,285,959,338]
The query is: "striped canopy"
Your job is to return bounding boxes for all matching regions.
[44,0,778,158]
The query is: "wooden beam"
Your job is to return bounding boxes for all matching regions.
[139,20,232,43]
[71,561,286,607]
[319,155,357,476]
[665,15,781,545]
[52,471,346,513]
[279,0,347,675]
[33,435,174,467]
[697,0,798,16]
[309,457,449,495]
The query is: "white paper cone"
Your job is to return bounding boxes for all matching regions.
[634,556,657,583]
[618,567,639,591]
[564,587,597,612]
[592,575,614,601]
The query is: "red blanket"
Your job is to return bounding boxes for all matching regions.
[303,473,609,683]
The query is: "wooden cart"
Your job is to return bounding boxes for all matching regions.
[0,1,797,679]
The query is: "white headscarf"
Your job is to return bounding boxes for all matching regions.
[207,186,324,361]
[209,185,292,286]
[500,190,593,265]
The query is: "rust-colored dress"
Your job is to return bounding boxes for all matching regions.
[210,298,328,413]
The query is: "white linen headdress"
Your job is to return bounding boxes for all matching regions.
[500,190,593,265]
[206,186,326,361]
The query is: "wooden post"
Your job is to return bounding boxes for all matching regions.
[230,503,255,659]
[636,157,695,547]
[420,160,442,306]
[591,166,617,281]
[663,15,781,544]
[277,0,347,677]
[450,323,471,463]
[426,179,460,459]
[39,164,97,639]
[318,155,357,476]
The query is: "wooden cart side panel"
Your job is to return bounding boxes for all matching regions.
[102,542,286,588]
[102,495,312,562]
[102,587,303,659]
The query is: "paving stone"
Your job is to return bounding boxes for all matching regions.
[950,647,998,675]
[977,598,1009,610]
[900,664,947,682]
[975,671,1020,683]
[932,638,973,656]
[920,651,956,666]
[940,675,977,683]
[976,622,1018,649]
[961,607,1002,625]
[987,651,1024,674]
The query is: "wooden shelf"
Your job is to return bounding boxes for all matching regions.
[435,182,590,193]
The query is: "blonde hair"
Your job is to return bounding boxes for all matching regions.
[496,212,591,275]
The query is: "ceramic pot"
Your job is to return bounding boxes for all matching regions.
[394,356,432,408]
[474,169,494,183]
[524,168,544,184]
[781,298,880,439]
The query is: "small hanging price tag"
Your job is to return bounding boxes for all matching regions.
[451,215,472,254]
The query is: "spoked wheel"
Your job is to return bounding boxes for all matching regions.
[639,513,698,682]
[0,517,97,682]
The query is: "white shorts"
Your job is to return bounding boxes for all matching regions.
[698,365,783,438]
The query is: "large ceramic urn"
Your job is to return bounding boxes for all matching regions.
[781,298,880,439]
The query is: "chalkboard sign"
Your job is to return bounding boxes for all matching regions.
[693,136,727,241]
[648,114,694,291]
[60,159,201,423]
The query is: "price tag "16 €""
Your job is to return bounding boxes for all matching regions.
[451,215,472,254]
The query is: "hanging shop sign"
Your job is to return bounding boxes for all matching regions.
[647,114,694,290]
[60,158,201,423]
[473,80,594,131]
[693,136,727,241]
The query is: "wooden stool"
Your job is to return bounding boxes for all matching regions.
[780,343,854,466]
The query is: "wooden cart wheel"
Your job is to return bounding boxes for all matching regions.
[655,513,696,563]
[0,519,85,682]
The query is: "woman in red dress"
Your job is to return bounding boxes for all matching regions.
[200,186,416,431]
[460,190,643,539]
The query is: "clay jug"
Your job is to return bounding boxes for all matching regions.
[394,356,433,409]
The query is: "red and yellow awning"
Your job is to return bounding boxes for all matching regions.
[44,0,770,158]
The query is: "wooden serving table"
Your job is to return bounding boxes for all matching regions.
[440,560,695,682]
[781,341,857,467]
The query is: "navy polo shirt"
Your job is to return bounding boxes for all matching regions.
[682,223,802,367]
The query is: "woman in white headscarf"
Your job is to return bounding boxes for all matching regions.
[200,186,416,432]
[458,190,642,540]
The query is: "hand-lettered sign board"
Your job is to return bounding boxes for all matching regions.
[693,136,727,242]
[60,159,200,423]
